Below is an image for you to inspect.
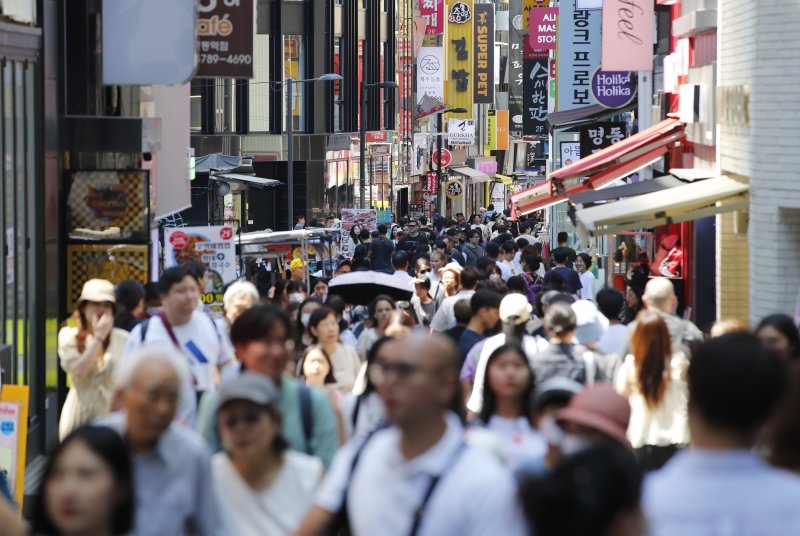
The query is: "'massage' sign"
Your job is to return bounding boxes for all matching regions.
[601,0,653,72]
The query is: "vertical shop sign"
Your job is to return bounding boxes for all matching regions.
[420,0,444,35]
[448,118,476,145]
[548,58,557,113]
[446,0,474,118]
[196,0,255,78]
[496,110,509,150]
[473,4,495,104]
[523,58,549,137]
[417,47,445,104]
[522,0,551,29]
[556,0,601,111]
[528,7,558,50]
[485,109,497,152]
[508,0,524,132]
[602,0,654,71]
[579,122,626,157]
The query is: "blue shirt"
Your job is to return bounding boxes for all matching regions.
[457,329,485,366]
[553,267,582,295]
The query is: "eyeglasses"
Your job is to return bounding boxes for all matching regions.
[368,360,424,384]
[418,269,431,274]
[220,410,264,430]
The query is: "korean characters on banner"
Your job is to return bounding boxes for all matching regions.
[164,226,237,318]
[473,4,494,105]
[556,0,601,111]
[508,0,525,132]
[523,58,549,137]
[522,0,552,30]
[579,122,627,158]
[446,0,474,118]
[496,110,510,150]
[426,171,439,194]
[417,47,445,105]
[602,0,654,72]
[485,109,497,153]
[196,0,255,78]
[419,0,444,35]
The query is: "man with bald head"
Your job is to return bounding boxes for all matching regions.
[98,347,223,535]
[622,277,704,358]
[296,334,526,536]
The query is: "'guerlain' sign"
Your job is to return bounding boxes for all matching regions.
[601,0,653,72]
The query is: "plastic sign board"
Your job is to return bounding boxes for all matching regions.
[0,384,28,507]
[528,8,558,50]
[591,69,637,108]
[445,179,465,199]
[601,0,654,71]
[432,149,453,167]
[448,119,476,146]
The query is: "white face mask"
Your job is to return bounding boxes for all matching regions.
[300,313,312,328]
[289,293,306,304]
[559,434,593,456]
[490,274,502,282]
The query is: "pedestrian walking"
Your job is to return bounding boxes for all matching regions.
[755,313,800,360]
[306,306,362,393]
[356,295,396,360]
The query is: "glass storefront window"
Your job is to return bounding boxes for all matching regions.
[249,34,271,132]
[283,35,306,132]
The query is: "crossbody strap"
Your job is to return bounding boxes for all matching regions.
[408,442,468,536]
[158,312,181,350]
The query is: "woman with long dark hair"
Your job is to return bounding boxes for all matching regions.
[756,313,800,360]
[32,426,135,536]
[58,280,129,440]
[306,306,361,393]
[476,344,546,468]
[213,373,323,534]
[355,295,396,360]
[615,310,689,471]
[350,243,371,271]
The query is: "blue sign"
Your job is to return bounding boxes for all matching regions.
[556,0,601,111]
[1,420,14,436]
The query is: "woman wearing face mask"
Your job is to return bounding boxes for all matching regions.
[356,295,396,360]
[306,306,361,393]
[286,281,309,304]
[473,344,547,469]
[213,373,323,535]
[294,298,323,363]
[32,425,134,536]
[58,280,129,440]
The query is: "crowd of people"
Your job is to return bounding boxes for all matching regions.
[5,209,800,535]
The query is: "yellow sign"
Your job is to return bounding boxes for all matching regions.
[445,0,474,119]
[285,60,301,117]
[445,179,464,199]
[485,109,496,153]
[0,385,29,508]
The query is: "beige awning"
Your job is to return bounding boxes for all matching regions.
[450,166,491,184]
[576,176,749,235]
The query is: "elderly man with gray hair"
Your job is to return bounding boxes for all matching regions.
[98,346,224,536]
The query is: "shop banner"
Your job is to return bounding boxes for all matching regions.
[522,0,551,29]
[496,110,509,150]
[420,0,444,35]
[196,0,254,78]
[485,109,497,152]
[556,0,601,111]
[523,58,549,137]
[448,118,476,145]
[560,140,581,166]
[426,171,439,193]
[0,385,28,507]
[445,0,474,119]
[579,122,626,158]
[528,8,558,50]
[473,4,495,104]
[412,133,429,175]
[165,226,236,318]
[509,0,524,132]
[548,58,557,113]
[340,209,378,257]
[602,0,653,72]
[417,47,445,105]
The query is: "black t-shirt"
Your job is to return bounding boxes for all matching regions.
[369,237,395,272]
[399,233,429,262]
[553,266,582,295]
[551,246,577,269]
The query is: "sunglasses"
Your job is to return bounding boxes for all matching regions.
[418,269,431,274]
[220,410,263,429]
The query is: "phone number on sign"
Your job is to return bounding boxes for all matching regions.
[201,54,253,65]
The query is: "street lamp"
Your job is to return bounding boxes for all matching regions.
[435,107,468,215]
[286,73,343,230]
[359,80,398,209]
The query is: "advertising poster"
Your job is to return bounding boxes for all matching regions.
[66,244,149,313]
[445,0,474,119]
[196,0,255,78]
[556,0,601,111]
[340,209,378,257]
[164,226,237,318]
[0,385,28,507]
[508,0,524,132]
[473,4,495,104]
[417,47,445,105]
[523,58,549,136]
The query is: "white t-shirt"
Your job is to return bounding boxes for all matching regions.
[485,416,548,470]
[125,311,233,392]
[579,271,596,301]
[597,323,628,357]
[212,451,323,536]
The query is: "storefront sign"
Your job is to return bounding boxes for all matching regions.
[591,70,637,108]
[417,47,445,105]
[448,118,476,145]
[522,0,550,29]
[509,0,524,131]
[560,141,581,166]
[445,179,465,199]
[579,122,626,158]
[432,149,452,167]
[523,58,549,137]
[419,0,444,35]
[196,0,254,78]
[366,131,391,143]
[528,8,558,50]
[485,109,497,152]
[548,58,557,113]
[557,0,601,111]
[446,0,474,117]
[473,4,495,104]
[426,171,440,193]
[496,110,510,150]
[0,385,28,507]
[601,0,654,72]
[412,133,429,175]
[165,226,237,318]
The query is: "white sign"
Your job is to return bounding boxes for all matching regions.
[576,0,602,8]
[164,225,237,318]
[417,47,445,104]
[560,141,581,167]
[448,118,476,146]
[412,133,429,176]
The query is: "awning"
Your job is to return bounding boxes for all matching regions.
[213,173,282,189]
[195,154,243,173]
[450,166,491,184]
[547,103,636,131]
[494,174,514,184]
[512,118,685,215]
[576,176,749,235]
[569,175,688,207]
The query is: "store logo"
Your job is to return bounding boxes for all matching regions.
[449,2,472,23]
[512,14,523,30]
[220,227,234,240]
[170,231,189,249]
[420,54,441,75]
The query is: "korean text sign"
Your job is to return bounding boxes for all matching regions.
[445,0,474,118]
[417,47,445,104]
[196,0,255,78]
[579,122,627,158]
[556,0,601,111]
[523,58,549,136]
[419,0,444,35]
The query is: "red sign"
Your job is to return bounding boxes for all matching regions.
[366,131,389,143]
[220,227,234,240]
[432,149,452,167]
[528,8,558,50]
[169,231,189,249]
[426,171,439,193]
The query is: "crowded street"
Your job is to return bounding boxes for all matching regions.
[1,0,800,534]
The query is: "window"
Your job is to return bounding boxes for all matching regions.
[283,35,306,131]
[249,34,271,132]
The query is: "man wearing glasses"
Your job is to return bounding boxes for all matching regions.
[398,219,430,265]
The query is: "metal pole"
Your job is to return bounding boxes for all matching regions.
[389,155,394,217]
[359,80,366,209]
[436,111,443,216]
[287,78,294,230]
